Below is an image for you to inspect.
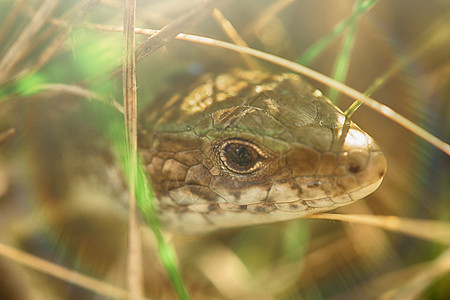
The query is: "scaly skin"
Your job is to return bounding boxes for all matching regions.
[139,69,387,234]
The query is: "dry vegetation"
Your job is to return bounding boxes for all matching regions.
[0,0,449,299]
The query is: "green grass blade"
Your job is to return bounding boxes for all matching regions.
[95,106,189,299]
[327,0,369,103]
[296,0,377,67]
[111,125,190,300]
[136,162,190,300]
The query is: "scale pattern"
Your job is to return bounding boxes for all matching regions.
[139,69,387,234]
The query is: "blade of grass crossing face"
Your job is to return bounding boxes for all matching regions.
[129,147,190,300]
[136,166,190,300]
[109,124,189,299]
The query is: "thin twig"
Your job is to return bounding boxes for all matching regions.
[107,0,229,79]
[135,0,229,63]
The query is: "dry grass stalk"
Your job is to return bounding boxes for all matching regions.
[40,83,124,113]
[0,0,26,45]
[0,0,59,83]
[81,20,450,155]
[23,0,101,76]
[243,0,295,36]
[122,0,143,298]
[307,214,450,245]
[382,247,450,300]
[212,8,259,69]
[135,0,230,62]
[0,128,15,144]
[0,242,132,299]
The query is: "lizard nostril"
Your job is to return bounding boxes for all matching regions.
[346,150,368,174]
[348,164,361,174]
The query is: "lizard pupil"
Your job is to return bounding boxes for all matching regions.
[223,142,259,171]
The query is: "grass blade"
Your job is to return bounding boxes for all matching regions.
[297,0,377,66]
[122,0,143,298]
[327,0,368,103]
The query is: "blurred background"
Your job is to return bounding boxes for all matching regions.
[0,0,449,299]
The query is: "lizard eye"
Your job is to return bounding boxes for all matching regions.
[219,139,264,174]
